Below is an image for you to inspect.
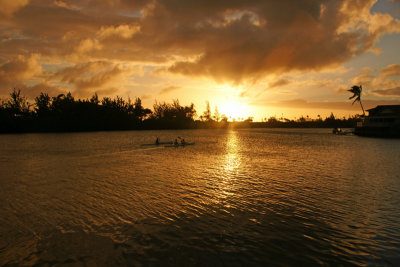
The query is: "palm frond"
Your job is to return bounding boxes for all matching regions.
[352,95,360,105]
[348,85,362,103]
[346,85,365,116]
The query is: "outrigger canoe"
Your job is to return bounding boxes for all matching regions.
[141,141,173,146]
[164,142,195,147]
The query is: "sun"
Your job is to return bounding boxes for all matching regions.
[219,101,250,121]
[211,84,253,121]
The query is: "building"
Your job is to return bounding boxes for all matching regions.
[355,105,400,137]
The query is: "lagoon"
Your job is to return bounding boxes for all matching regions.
[1,128,400,265]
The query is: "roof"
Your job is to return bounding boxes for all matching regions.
[367,105,400,116]
[366,105,400,112]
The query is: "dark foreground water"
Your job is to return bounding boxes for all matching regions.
[1,128,400,266]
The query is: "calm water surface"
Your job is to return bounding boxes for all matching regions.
[1,128,400,266]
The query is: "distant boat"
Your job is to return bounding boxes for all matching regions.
[355,105,400,138]
[332,128,343,134]
[141,141,173,146]
[332,128,353,135]
[164,142,195,147]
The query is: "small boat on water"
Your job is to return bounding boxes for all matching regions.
[332,127,343,134]
[164,142,195,147]
[332,128,354,135]
[141,141,173,146]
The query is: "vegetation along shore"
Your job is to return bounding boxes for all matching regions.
[0,89,360,133]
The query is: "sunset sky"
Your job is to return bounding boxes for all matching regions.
[1,0,400,120]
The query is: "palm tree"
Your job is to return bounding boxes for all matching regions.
[348,85,365,117]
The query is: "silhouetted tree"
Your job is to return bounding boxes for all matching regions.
[213,106,221,122]
[34,93,51,115]
[221,115,228,123]
[148,100,196,129]
[51,93,74,113]
[0,89,364,133]
[133,97,151,121]
[348,85,365,116]
[201,101,212,122]
[90,93,99,105]
[6,89,31,116]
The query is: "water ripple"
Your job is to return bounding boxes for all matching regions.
[1,129,400,265]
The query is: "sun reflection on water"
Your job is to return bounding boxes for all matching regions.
[215,130,242,203]
[224,130,241,172]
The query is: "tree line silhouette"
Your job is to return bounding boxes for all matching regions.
[0,89,360,133]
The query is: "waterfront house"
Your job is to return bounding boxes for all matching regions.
[355,105,400,137]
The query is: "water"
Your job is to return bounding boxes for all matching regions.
[1,128,400,266]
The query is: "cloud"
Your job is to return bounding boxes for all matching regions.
[371,87,400,96]
[159,85,181,95]
[97,24,140,40]
[6,1,400,79]
[52,0,80,11]
[140,94,152,100]
[21,82,64,98]
[52,61,134,97]
[371,64,400,89]
[336,85,351,94]
[163,0,400,83]
[346,64,400,95]
[1,0,400,99]
[379,64,400,78]
[0,81,64,100]
[75,38,103,54]
[351,67,376,87]
[268,79,292,88]
[0,0,29,17]
[263,98,400,111]
[0,54,42,91]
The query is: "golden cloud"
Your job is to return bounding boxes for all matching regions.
[379,64,400,78]
[264,98,400,110]
[268,79,292,89]
[20,82,64,99]
[351,67,376,88]
[372,87,400,96]
[53,61,127,90]
[162,0,400,83]
[1,0,400,96]
[97,24,140,40]
[159,85,181,95]
[0,54,42,91]
[348,64,400,94]
[52,0,80,11]
[0,0,29,17]
[48,61,141,99]
[75,38,103,54]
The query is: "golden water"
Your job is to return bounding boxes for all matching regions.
[1,129,400,265]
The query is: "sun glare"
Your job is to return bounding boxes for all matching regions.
[213,84,253,121]
[219,101,250,121]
